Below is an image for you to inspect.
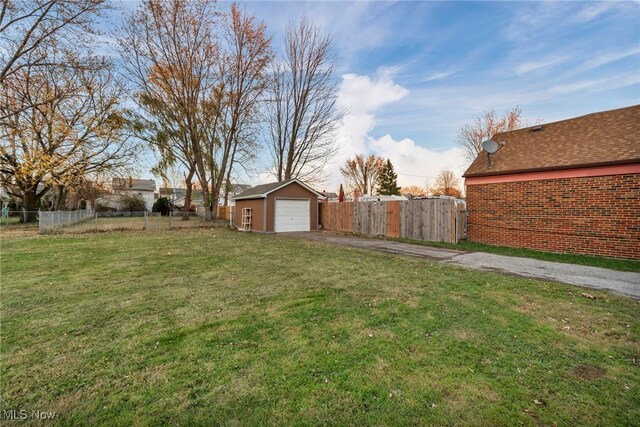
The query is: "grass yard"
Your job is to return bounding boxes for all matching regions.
[1,229,638,425]
[0,216,21,226]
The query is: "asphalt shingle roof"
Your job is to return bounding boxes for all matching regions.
[463,105,640,177]
[232,179,296,199]
[112,178,156,192]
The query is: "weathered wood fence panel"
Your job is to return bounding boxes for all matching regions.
[217,206,233,220]
[386,201,401,238]
[320,198,467,243]
[456,207,467,243]
[368,201,386,236]
[320,201,354,232]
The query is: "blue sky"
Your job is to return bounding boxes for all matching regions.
[109,1,640,189]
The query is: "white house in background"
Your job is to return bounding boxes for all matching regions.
[224,183,252,206]
[112,177,156,211]
[0,184,13,205]
[358,194,408,202]
[158,183,252,208]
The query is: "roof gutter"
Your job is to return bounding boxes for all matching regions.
[465,162,640,185]
[463,158,640,178]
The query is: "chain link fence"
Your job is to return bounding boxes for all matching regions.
[39,210,95,232]
[1,210,232,235]
[58,211,223,233]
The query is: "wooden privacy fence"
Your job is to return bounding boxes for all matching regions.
[217,205,233,220]
[320,199,467,243]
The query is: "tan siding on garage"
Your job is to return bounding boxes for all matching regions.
[234,198,265,232]
[266,182,319,232]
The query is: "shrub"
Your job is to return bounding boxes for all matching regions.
[120,194,147,212]
[152,197,172,216]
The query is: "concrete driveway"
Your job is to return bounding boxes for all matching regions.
[287,233,640,299]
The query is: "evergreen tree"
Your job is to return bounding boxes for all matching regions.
[377,159,401,195]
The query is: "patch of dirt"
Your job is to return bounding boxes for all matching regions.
[0,227,39,238]
[571,364,605,380]
[450,328,479,342]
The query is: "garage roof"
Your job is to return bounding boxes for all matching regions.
[463,105,640,178]
[232,179,323,200]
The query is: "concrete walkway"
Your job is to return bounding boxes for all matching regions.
[289,233,640,299]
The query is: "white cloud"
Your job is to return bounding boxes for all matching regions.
[325,71,410,189]
[368,135,468,188]
[421,70,458,82]
[548,70,640,95]
[338,71,409,114]
[503,2,569,41]
[573,46,640,74]
[572,2,617,22]
[325,71,466,191]
[515,56,566,75]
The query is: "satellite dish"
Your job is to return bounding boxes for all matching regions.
[482,139,499,154]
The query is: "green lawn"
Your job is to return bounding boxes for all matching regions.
[0,216,22,226]
[1,229,638,425]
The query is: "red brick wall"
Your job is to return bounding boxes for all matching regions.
[466,173,640,260]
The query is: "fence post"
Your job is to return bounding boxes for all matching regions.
[95,212,98,231]
[144,211,148,229]
[169,211,172,229]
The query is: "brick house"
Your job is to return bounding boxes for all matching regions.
[463,105,640,260]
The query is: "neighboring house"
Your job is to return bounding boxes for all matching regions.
[225,184,252,206]
[232,179,323,233]
[158,187,186,204]
[94,194,122,212]
[0,184,16,207]
[358,194,408,202]
[159,184,250,208]
[0,183,50,206]
[159,187,205,210]
[319,190,338,201]
[463,105,640,260]
[112,178,156,211]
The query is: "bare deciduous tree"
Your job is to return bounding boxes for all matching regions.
[120,0,218,219]
[268,17,343,183]
[431,170,463,198]
[457,106,541,162]
[401,185,429,197]
[208,3,272,214]
[0,0,106,85]
[340,154,384,196]
[120,1,271,220]
[0,49,137,221]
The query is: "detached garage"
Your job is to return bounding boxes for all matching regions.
[232,179,322,233]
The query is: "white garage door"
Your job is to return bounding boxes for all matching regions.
[274,199,310,232]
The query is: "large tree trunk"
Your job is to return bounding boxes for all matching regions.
[54,185,67,211]
[182,168,195,221]
[210,191,220,220]
[21,189,38,223]
[202,187,212,221]
[223,181,230,207]
[223,143,238,207]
